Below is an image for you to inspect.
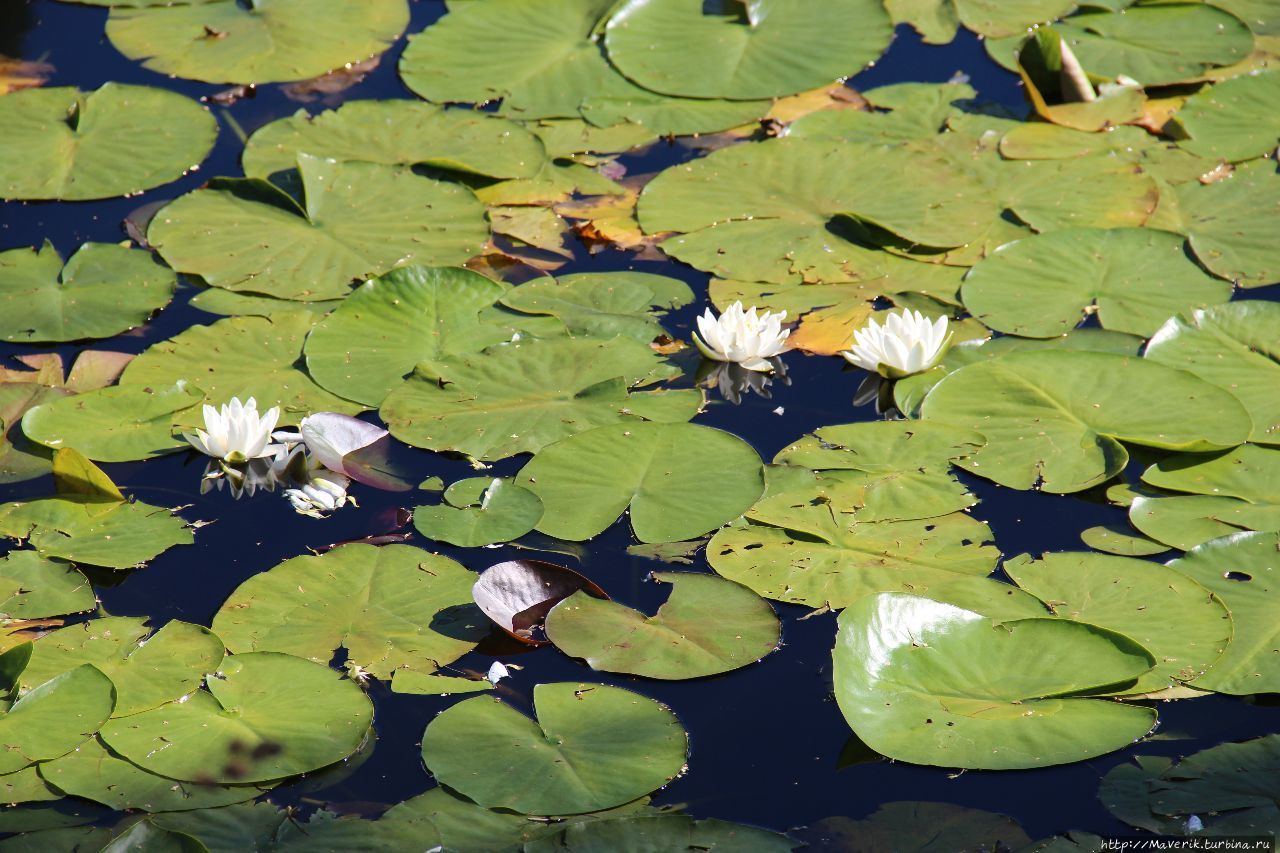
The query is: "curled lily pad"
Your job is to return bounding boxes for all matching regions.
[413,477,544,548]
[21,382,202,462]
[211,544,485,679]
[149,154,489,302]
[545,571,780,679]
[0,243,176,344]
[0,553,94,621]
[100,652,373,784]
[105,0,409,85]
[0,665,116,776]
[421,682,688,815]
[472,559,608,645]
[833,593,1157,770]
[0,84,216,201]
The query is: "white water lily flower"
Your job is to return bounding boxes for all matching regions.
[284,469,354,519]
[693,301,790,372]
[183,397,281,464]
[841,309,952,379]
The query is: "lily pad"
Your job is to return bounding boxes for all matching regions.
[0,384,67,486]
[833,593,1158,770]
[21,382,202,462]
[534,812,797,851]
[1145,302,1280,445]
[602,0,892,100]
[1167,531,1280,694]
[389,670,493,696]
[0,84,216,201]
[303,266,515,409]
[421,682,688,815]
[1005,552,1230,695]
[519,422,764,543]
[0,497,193,569]
[242,100,546,180]
[920,351,1253,493]
[789,82,977,144]
[149,155,488,302]
[1130,492,1280,552]
[121,311,365,425]
[211,543,485,680]
[887,0,1076,42]
[187,288,342,319]
[1174,69,1280,163]
[380,336,693,461]
[0,242,176,344]
[578,91,770,136]
[500,272,692,341]
[545,572,780,679]
[1079,525,1169,557]
[0,553,94,621]
[0,665,116,776]
[961,228,1232,339]
[100,652,373,784]
[794,802,1031,853]
[413,477,544,548]
[105,0,409,85]
[1174,155,1280,288]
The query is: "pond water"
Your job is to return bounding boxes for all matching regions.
[0,0,1278,849]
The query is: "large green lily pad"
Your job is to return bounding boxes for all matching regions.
[500,271,692,341]
[242,100,546,180]
[100,652,373,784]
[149,154,488,301]
[0,242,176,344]
[1131,491,1280,552]
[0,384,66,486]
[0,84,216,201]
[0,665,116,776]
[519,422,764,543]
[961,228,1232,339]
[380,336,693,461]
[211,544,485,679]
[833,593,1157,770]
[303,266,515,409]
[413,477,544,548]
[1145,302,1280,445]
[1167,531,1280,694]
[105,0,409,84]
[1174,69,1280,163]
[0,497,193,569]
[121,311,365,425]
[887,0,1076,42]
[920,351,1253,493]
[602,0,892,100]
[421,682,688,815]
[1005,552,1230,695]
[21,382,202,462]
[0,553,94,621]
[577,90,771,136]
[545,572,780,679]
[1174,158,1280,288]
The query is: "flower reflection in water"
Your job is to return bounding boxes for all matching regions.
[701,357,790,405]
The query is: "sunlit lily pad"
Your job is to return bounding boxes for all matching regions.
[149,154,488,302]
[500,271,692,341]
[961,228,1232,338]
[0,384,67,486]
[0,665,116,776]
[0,242,176,344]
[887,0,1076,42]
[105,0,409,84]
[413,477,544,548]
[0,84,215,201]
[1167,531,1280,694]
[242,100,547,180]
[603,0,892,100]
[1005,552,1230,695]
[1079,525,1169,557]
[21,382,202,462]
[545,572,780,679]
[0,553,94,621]
[421,682,688,815]
[187,288,342,319]
[520,422,764,543]
[0,497,193,569]
[833,593,1157,770]
[1174,155,1280,288]
[211,543,485,679]
[1131,492,1280,552]
[389,670,493,696]
[578,91,770,136]
[920,351,1253,493]
[1174,70,1280,163]
[100,652,373,784]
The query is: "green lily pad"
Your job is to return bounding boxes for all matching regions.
[105,0,409,85]
[0,384,67,486]
[0,767,60,806]
[789,81,976,144]
[389,670,493,696]
[1146,302,1280,445]
[0,665,116,776]
[1167,531,1280,694]
[794,802,1031,853]
[187,288,342,319]
[519,422,764,543]
[1174,70,1280,163]
[602,0,892,100]
[211,544,484,680]
[1079,525,1169,557]
[38,737,264,813]
[578,90,770,136]
[0,497,193,569]
[833,593,1158,770]
[961,228,1232,338]
[413,477,544,548]
[121,311,365,425]
[532,812,797,851]
[149,154,489,301]
[887,0,1076,42]
[242,100,547,180]
[100,652,373,784]
[1131,492,1280,552]
[0,242,176,344]
[545,572,779,679]
[20,618,225,718]
[638,138,997,284]
[0,84,216,201]
[500,272,693,341]
[920,351,1253,493]
[421,682,688,815]
[1174,156,1280,288]
[1003,158,1160,233]
[1005,552,1230,695]
[21,382,202,462]
[380,336,692,462]
[303,266,515,409]
[0,553,94,621]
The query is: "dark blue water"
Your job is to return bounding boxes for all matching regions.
[0,0,1275,842]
